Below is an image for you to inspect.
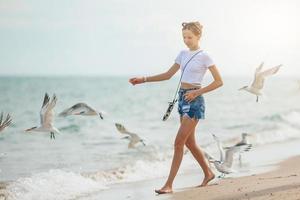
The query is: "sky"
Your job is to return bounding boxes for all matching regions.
[0,0,299,77]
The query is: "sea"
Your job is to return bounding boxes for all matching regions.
[1,75,300,200]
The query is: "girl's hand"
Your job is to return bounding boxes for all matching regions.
[184,90,201,103]
[129,77,145,85]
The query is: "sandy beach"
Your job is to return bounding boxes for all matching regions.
[168,155,300,200]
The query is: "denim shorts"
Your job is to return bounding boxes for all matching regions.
[178,88,205,120]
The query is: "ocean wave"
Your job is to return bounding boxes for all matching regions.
[225,109,300,145]
[84,159,171,184]
[226,109,300,132]
[280,110,300,129]
[225,123,255,130]
[249,127,300,145]
[263,109,300,124]
[5,152,191,200]
[216,115,300,148]
[6,169,107,200]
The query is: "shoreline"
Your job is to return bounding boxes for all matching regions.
[169,155,300,200]
[1,155,300,200]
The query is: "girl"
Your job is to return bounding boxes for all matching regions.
[129,21,223,194]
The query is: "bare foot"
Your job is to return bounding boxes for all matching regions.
[198,173,215,187]
[154,186,173,194]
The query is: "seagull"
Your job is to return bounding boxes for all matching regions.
[59,103,104,119]
[115,123,146,148]
[0,112,12,133]
[25,93,60,139]
[239,62,282,102]
[208,134,252,178]
[224,133,252,166]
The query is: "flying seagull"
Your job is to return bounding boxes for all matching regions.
[239,62,282,102]
[25,93,60,139]
[115,123,146,148]
[59,103,104,119]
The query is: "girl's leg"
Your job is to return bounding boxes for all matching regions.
[185,126,215,186]
[155,116,198,193]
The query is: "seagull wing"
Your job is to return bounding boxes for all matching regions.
[251,65,281,90]
[4,114,12,127]
[41,94,57,128]
[203,150,216,162]
[260,65,282,77]
[40,93,50,125]
[128,140,137,148]
[251,73,265,90]
[0,113,12,132]
[130,133,142,141]
[234,141,248,147]
[59,103,88,116]
[224,144,252,168]
[212,134,225,162]
[73,103,96,113]
[255,62,264,74]
[223,147,240,168]
[250,62,265,89]
[41,93,50,108]
[58,106,75,117]
[81,103,96,112]
[115,123,131,135]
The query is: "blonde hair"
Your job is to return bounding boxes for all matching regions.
[182,21,203,37]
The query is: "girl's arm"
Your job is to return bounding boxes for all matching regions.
[184,65,223,102]
[129,63,180,85]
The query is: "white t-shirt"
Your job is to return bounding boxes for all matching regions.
[175,50,214,85]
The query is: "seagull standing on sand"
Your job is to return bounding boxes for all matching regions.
[115,123,146,148]
[0,112,12,133]
[59,103,104,119]
[25,93,60,139]
[206,134,252,178]
[239,62,282,102]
